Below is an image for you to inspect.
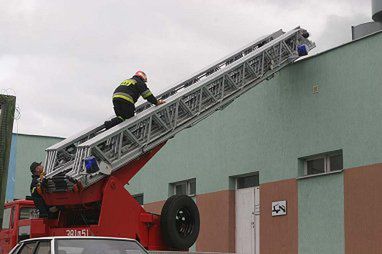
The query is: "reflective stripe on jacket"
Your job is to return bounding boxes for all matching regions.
[112,76,158,105]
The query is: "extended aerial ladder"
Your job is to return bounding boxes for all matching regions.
[0,27,315,253]
[43,27,314,193]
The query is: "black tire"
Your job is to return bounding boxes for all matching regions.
[160,195,200,250]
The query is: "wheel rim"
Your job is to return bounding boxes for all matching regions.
[175,207,194,238]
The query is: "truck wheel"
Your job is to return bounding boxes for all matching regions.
[160,195,200,250]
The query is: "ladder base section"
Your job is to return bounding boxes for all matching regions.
[43,143,166,203]
[35,176,169,250]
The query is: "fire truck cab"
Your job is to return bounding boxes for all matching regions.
[0,200,36,254]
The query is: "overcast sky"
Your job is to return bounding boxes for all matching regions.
[0,0,371,138]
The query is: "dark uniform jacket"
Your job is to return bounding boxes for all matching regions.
[30,175,40,197]
[112,76,158,106]
[30,174,50,217]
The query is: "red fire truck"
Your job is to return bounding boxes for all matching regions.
[0,28,313,254]
[0,144,200,254]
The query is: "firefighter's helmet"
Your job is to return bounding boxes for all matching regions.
[135,70,147,82]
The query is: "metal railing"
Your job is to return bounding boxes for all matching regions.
[44,29,284,179]
[44,27,315,191]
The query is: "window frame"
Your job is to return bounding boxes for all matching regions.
[9,243,23,254]
[305,155,326,175]
[235,174,260,190]
[2,207,14,230]
[19,207,38,220]
[34,240,52,254]
[171,178,196,197]
[303,152,343,176]
[18,240,38,254]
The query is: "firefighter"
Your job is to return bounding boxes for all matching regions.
[30,162,57,218]
[30,162,50,218]
[104,71,165,129]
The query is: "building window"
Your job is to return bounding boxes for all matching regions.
[133,194,144,205]
[171,179,196,196]
[304,152,343,176]
[236,174,259,189]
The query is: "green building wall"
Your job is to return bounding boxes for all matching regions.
[129,31,382,198]
[127,31,382,252]
[298,173,344,254]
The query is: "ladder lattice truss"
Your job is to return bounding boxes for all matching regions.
[44,27,315,191]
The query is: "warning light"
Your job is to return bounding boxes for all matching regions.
[84,156,100,174]
[297,44,309,56]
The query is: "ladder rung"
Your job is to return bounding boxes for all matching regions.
[44,27,315,192]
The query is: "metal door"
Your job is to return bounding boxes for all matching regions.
[0,207,14,254]
[235,187,260,254]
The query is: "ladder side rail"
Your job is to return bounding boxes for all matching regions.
[46,123,104,151]
[43,30,284,175]
[118,60,294,167]
[46,161,74,178]
[66,28,314,188]
[74,30,296,149]
[77,28,310,157]
[135,30,285,113]
[131,27,313,120]
[44,124,105,175]
[74,40,307,188]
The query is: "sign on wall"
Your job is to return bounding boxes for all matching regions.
[272,200,287,216]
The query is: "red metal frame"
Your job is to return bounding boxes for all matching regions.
[0,143,170,253]
[0,200,35,254]
[43,143,165,206]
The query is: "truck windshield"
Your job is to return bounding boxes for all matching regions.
[56,239,148,254]
[19,207,38,220]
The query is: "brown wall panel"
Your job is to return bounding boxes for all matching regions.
[196,190,235,253]
[345,163,382,254]
[144,200,165,214]
[260,179,298,254]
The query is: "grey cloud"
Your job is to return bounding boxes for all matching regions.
[0,0,374,137]
[313,13,370,53]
